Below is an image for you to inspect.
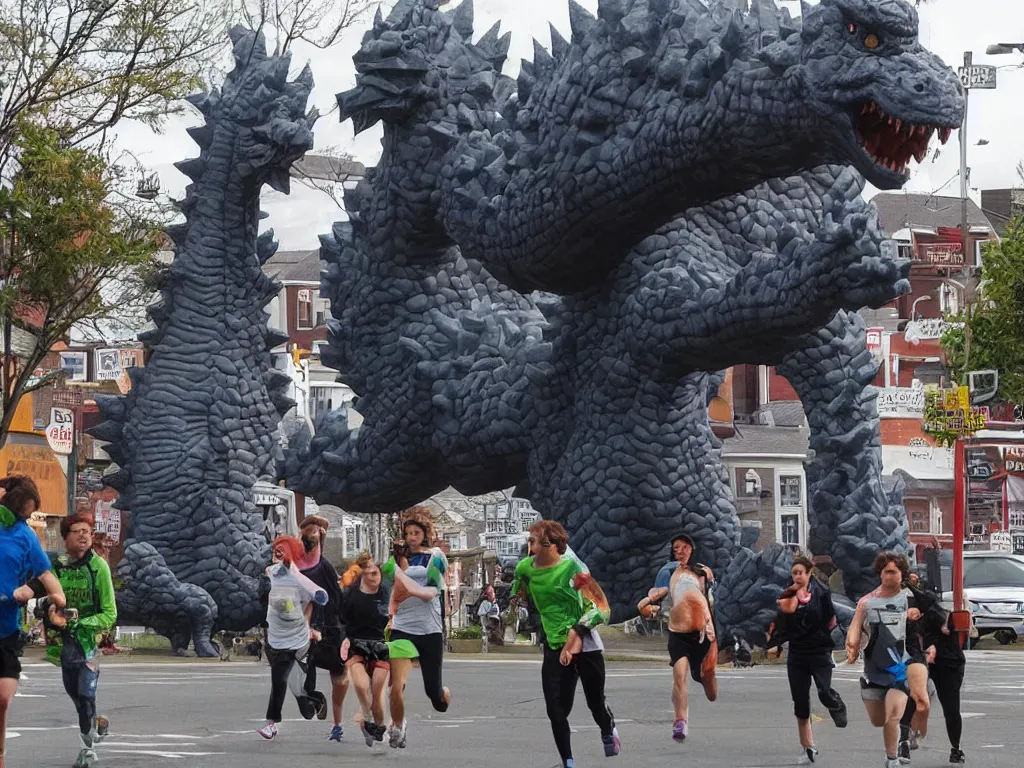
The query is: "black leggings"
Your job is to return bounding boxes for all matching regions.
[901,661,964,749]
[390,630,448,712]
[786,652,845,721]
[265,644,316,722]
[541,645,615,762]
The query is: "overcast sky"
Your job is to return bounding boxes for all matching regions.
[113,0,1024,251]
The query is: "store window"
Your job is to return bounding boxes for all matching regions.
[780,475,801,507]
[780,513,800,545]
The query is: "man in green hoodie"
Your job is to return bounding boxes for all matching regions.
[31,512,116,768]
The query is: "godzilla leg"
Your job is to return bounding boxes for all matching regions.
[776,310,909,599]
[116,542,221,657]
[539,370,739,618]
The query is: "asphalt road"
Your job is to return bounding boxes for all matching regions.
[8,650,1023,768]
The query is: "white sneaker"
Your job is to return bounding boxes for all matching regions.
[257,722,278,740]
[72,747,97,768]
[886,758,901,768]
[389,720,407,749]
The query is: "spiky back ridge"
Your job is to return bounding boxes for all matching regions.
[337,0,810,293]
[89,27,316,511]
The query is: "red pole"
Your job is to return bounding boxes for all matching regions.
[953,438,966,612]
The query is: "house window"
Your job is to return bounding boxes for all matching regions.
[297,288,314,330]
[780,476,801,507]
[345,526,357,554]
[445,534,461,551]
[906,498,931,533]
[780,513,800,545]
[315,296,330,327]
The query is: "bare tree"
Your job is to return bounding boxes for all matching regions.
[235,0,380,55]
[0,0,232,178]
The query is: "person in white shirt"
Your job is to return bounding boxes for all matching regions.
[257,536,328,741]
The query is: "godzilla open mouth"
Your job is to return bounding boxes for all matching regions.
[854,101,953,176]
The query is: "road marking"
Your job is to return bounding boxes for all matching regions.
[979,744,1005,748]
[6,732,18,739]
[104,749,225,758]
[13,692,45,698]
[101,741,198,748]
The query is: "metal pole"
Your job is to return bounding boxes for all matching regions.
[959,52,973,377]
[953,438,966,612]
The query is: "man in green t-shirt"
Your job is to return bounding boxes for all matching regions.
[31,512,117,768]
[509,520,619,768]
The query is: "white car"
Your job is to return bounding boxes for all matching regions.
[941,551,1024,645]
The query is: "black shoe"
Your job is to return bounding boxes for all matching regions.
[805,746,819,763]
[312,691,328,720]
[898,739,911,764]
[829,702,848,728]
[949,748,966,764]
[297,695,319,720]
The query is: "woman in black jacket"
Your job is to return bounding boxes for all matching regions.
[771,555,848,764]
[900,583,967,764]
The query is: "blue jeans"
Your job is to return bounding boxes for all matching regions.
[62,663,99,735]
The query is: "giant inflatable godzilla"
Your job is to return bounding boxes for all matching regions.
[88,27,317,656]
[285,0,964,640]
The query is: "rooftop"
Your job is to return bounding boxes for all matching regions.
[722,424,809,458]
[263,248,321,283]
[872,193,995,236]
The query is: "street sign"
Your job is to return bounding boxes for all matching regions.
[45,406,74,455]
[958,65,997,89]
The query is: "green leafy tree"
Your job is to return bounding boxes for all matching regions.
[942,217,1024,404]
[0,122,161,444]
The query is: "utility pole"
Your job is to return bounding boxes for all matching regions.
[959,52,973,376]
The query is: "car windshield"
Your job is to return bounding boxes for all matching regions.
[963,557,1024,589]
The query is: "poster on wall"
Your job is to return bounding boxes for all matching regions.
[1005,446,1024,529]
[59,351,87,381]
[95,348,122,380]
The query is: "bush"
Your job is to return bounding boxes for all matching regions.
[449,624,482,640]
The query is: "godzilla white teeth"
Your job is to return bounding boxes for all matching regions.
[895,119,902,133]
[914,148,927,163]
[939,127,952,144]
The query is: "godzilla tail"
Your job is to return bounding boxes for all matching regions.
[777,310,910,599]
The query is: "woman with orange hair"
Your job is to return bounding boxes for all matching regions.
[257,536,329,741]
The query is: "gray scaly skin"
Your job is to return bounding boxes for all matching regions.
[89,28,316,655]
[777,310,910,599]
[432,0,959,292]
[287,0,962,622]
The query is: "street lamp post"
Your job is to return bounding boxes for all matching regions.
[954,44,1020,377]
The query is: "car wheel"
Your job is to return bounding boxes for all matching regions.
[994,630,1017,645]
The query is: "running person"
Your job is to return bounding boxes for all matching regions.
[897,581,935,761]
[637,533,717,742]
[770,555,847,764]
[379,507,449,748]
[899,581,966,763]
[510,520,620,768]
[846,552,915,768]
[296,516,348,741]
[339,553,392,747]
[1,477,66,768]
[29,513,117,768]
[258,536,328,741]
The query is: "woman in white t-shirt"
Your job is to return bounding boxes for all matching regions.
[257,536,328,741]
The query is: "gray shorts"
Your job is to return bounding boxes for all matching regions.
[860,676,910,701]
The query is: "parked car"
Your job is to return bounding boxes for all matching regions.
[937,550,1024,646]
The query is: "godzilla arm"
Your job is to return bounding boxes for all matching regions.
[627,169,909,369]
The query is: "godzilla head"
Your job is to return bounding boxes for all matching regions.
[774,0,964,189]
[223,26,319,193]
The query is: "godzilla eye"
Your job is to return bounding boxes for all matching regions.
[864,33,881,50]
[847,23,857,34]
